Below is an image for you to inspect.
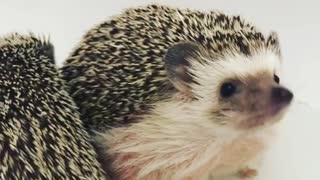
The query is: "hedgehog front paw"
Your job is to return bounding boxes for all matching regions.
[238,167,257,180]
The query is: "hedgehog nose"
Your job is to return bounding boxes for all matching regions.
[271,87,293,104]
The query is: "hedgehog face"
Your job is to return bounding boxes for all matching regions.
[215,70,293,130]
[194,51,293,130]
[165,36,293,131]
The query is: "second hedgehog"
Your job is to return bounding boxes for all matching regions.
[61,4,293,180]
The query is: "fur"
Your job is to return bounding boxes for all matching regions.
[97,100,275,180]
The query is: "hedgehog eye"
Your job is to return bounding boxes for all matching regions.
[220,82,237,98]
[273,74,280,84]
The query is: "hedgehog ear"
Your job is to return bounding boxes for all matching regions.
[164,42,200,95]
[266,31,281,56]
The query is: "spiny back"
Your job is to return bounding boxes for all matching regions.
[0,33,107,179]
[61,4,273,131]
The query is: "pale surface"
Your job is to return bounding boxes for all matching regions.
[0,0,319,179]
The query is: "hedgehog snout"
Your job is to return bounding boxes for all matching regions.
[271,87,293,107]
[266,86,294,116]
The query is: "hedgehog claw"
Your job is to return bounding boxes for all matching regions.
[238,167,257,180]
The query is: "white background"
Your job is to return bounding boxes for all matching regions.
[0,0,319,179]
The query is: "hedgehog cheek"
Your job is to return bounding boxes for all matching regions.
[164,41,200,97]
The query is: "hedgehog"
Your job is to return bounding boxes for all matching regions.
[61,4,294,180]
[0,33,107,179]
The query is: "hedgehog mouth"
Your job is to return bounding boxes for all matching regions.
[244,103,289,129]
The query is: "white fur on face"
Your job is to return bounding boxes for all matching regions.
[187,48,284,132]
[189,48,281,101]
